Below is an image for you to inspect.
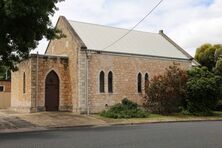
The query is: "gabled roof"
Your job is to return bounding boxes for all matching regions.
[67,19,192,60]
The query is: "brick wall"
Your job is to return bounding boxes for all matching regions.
[0,81,11,109]
[0,81,11,92]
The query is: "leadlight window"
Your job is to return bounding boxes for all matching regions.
[23,72,26,94]
[137,73,142,93]
[99,71,105,93]
[108,71,113,93]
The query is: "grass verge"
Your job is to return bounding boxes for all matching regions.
[94,111,222,125]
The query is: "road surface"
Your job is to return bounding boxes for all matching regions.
[0,121,221,148]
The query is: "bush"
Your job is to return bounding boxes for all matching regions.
[214,58,222,75]
[216,100,222,111]
[185,67,219,115]
[100,98,149,119]
[144,63,188,115]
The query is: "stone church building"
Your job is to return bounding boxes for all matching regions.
[11,16,195,113]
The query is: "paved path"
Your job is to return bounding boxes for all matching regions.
[0,110,106,133]
[0,111,36,131]
[0,121,221,148]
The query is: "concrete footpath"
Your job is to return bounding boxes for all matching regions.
[0,110,107,133]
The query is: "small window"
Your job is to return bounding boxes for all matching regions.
[23,72,26,94]
[145,73,149,92]
[99,71,105,93]
[137,73,142,93]
[108,71,113,93]
[0,85,4,92]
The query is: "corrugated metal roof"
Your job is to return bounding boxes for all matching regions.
[69,20,190,59]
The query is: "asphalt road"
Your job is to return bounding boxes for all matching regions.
[0,121,221,148]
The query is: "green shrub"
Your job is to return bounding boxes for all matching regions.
[215,100,222,111]
[214,58,222,75]
[185,67,219,115]
[144,63,188,115]
[100,98,149,119]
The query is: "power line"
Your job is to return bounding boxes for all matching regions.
[102,0,164,51]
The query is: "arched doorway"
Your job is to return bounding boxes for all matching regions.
[45,71,59,111]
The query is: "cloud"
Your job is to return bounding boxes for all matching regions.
[35,0,222,56]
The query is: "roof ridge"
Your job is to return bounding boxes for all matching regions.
[68,19,158,35]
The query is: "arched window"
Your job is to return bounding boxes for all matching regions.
[23,72,26,94]
[99,71,105,93]
[145,73,149,92]
[137,73,142,93]
[108,71,113,93]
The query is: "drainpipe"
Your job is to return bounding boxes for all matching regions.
[35,52,39,111]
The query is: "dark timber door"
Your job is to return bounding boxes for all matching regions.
[45,71,59,111]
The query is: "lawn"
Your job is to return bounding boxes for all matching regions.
[94,111,222,125]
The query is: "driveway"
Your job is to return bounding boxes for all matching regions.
[0,121,221,148]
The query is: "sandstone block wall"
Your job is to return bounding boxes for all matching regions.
[30,54,72,112]
[11,54,72,112]
[11,60,32,112]
[46,16,81,112]
[87,52,192,113]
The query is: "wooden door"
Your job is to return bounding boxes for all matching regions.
[45,71,59,111]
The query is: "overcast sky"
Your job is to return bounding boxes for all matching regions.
[35,0,222,56]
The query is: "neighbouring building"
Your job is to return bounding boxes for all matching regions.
[0,80,11,109]
[11,16,196,113]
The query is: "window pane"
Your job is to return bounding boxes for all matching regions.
[108,71,113,93]
[23,73,26,94]
[99,71,105,93]
[145,73,149,92]
[138,73,142,93]
[0,86,4,92]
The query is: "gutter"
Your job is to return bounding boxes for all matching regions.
[83,48,190,61]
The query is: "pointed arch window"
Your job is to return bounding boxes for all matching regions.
[137,73,142,93]
[99,71,105,93]
[23,72,26,94]
[108,71,113,93]
[145,73,149,92]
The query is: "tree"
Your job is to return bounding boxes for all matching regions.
[185,67,219,115]
[214,58,222,75]
[144,63,188,114]
[195,44,222,112]
[0,0,65,70]
[195,44,222,71]
[0,65,10,80]
[0,66,5,79]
